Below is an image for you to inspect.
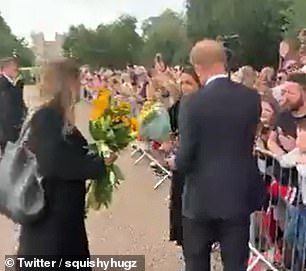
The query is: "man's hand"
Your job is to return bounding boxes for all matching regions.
[160,141,174,152]
[268,130,278,142]
[267,130,285,157]
[165,155,176,170]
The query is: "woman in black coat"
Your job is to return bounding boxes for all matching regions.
[168,66,201,247]
[17,60,116,266]
[15,76,24,93]
[168,99,180,135]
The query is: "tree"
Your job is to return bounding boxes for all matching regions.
[140,9,190,66]
[63,15,142,68]
[186,0,292,68]
[186,0,217,42]
[0,13,34,66]
[105,15,143,67]
[62,2,302,69]
[286,0,306,37]
[63,25,101,66]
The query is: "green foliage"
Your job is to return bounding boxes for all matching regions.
[63,1,303,69]
[286,0,306,37]
[63,10,190,68]
[89,115,133,152]
[85,137,127,212]
[0,1,305,70]
[0,13,34,66]
[186,0,292,69]
[19,68,35,85]
[86,163,124,211]
[63,15,143,69]
[139,10,191,66]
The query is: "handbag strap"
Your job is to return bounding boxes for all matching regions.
[17,107,40,145]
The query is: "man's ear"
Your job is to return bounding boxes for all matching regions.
[193,64,201,77]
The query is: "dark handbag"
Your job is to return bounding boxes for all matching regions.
[0,108,44,224]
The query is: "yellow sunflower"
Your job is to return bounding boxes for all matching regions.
[130,117,138,133]
[98,88,111,97]
[90,91,111,120]
[121,116,131,127]
[114,100,131,115]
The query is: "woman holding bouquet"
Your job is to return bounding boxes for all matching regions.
[17,60,116,267]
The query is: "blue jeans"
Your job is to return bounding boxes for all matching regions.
[285,205,306,263]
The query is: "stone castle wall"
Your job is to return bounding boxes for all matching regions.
[31,32,65,65]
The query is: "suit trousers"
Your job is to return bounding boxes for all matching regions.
[182,215,250,271]
[0,142,5,157]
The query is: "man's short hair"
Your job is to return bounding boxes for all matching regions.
[190,39,226,67]
[287,72,306,90]
[0,57,18,70]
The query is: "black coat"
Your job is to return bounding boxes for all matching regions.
[176,78,265,220]
[168,97,189,246]
[17,106,106,259]
[15,78,25,93]
[168,100,180,134]
[169,170,184,246]
[0,76,26,151]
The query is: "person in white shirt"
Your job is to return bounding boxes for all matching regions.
[276,118,306,205]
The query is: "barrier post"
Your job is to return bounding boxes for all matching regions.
[154,174,169,190]
[133,152,146,165]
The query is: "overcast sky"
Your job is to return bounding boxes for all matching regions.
[0,0,185,42]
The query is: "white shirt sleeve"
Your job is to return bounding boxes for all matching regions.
[297,164,306,178]
[277,148,300,168]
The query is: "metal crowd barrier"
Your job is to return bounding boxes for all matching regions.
[130,141,171,190]
[86,91,306,269]
[248,147,306,271]
[131,144,306,270]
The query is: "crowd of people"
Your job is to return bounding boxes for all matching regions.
[0,30,306,271]
[77,33,306,270]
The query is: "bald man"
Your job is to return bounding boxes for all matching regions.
[175,40,264,271]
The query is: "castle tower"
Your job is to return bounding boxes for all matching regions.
[31,32,65,65]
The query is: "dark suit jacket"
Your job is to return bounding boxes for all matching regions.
[0,76,27,149]
[176,78,264,220]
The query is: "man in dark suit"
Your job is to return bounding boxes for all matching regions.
[174,40,264,271]
[0,57,27,154]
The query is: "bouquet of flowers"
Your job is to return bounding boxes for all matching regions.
[86,90,137,212]
[138,101,171,142]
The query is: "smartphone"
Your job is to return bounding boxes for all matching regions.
[276,127,283,135]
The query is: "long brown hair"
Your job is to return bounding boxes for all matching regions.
[260,92,280,127]
[182,65,201,87]
[256,93,280,149]
[40,59,80,123]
